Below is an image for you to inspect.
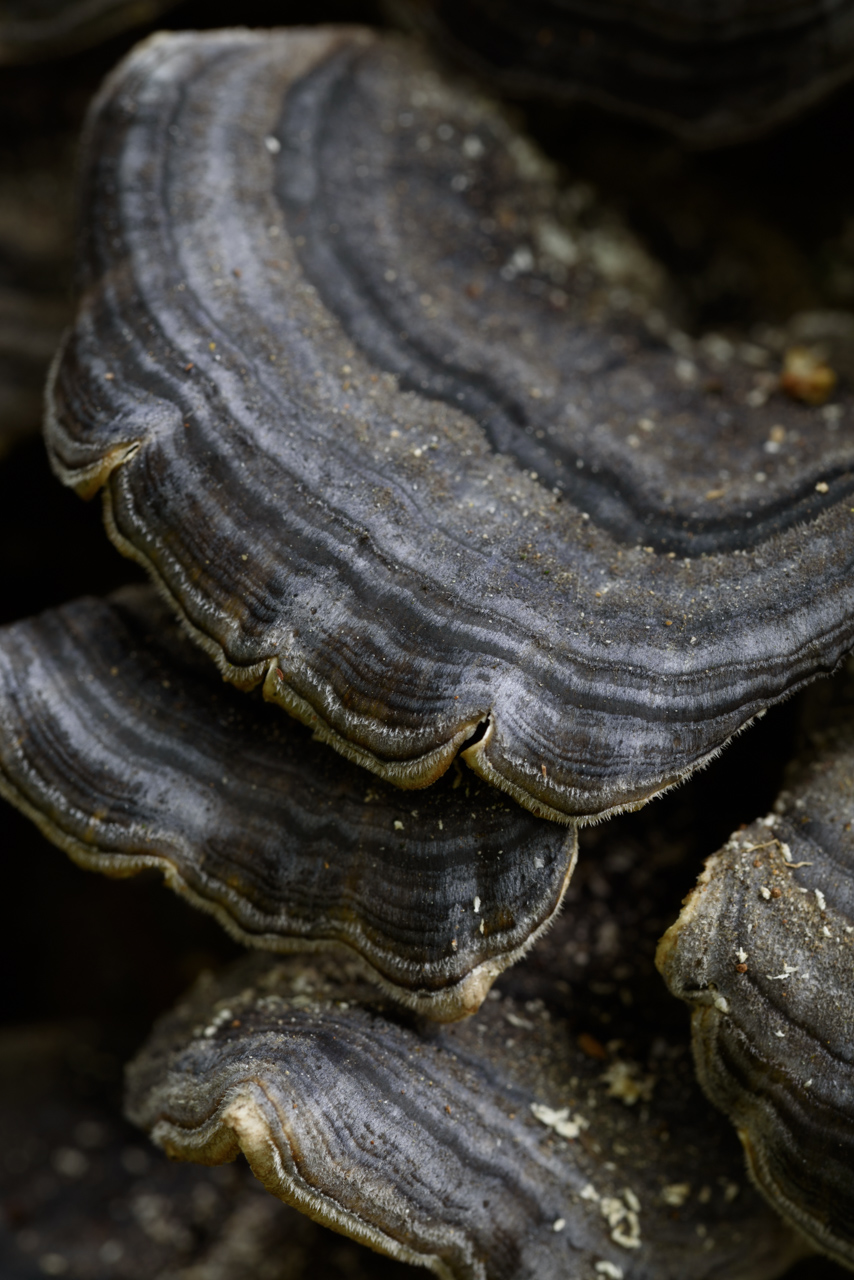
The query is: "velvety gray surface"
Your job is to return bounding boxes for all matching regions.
[47,27,854,821]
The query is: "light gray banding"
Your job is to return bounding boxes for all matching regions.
[47,27,854,820]
[0,586,575,1020]
[658,707,854,1269]
[126,936,805,1280]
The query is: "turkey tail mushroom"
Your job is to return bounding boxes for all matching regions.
[0,586,575,1020]
[657,714,854,1269]
[46,27,854,822]
[126,942,806,1280]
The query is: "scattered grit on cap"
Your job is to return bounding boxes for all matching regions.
[658,711,854,1269]
[47,27,854,821]
[126,940,804,1280]
[0,585,576,1020]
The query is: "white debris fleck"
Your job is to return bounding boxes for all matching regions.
[502,245,535,279]
[536,218,579,267]
[599,1198,623,1223]
[623,1189,641,1213]
[774,1029,786,1038]
[600,1195,642,1250]
[823,925,833,938]
[595,1264,624,1279]
[766,964,798,981]
[601,1060,655,1106]
[713,995,729,1013]
[662,1183,691,1207]
[394,820,404,831]
[506,1012,535,1030]
[780,842,792,862]
[473,896,481,914]
[759,814,776,828]
[612,1221,641,1250]
[264,135,281,154]
[759,887,772,900]
[201,1007,233,1038]
[736,949,748,963]
[552,1218,566,1233]
[530,1103,589,1140]
[815,888,827,911]
[580,1183,600,1202]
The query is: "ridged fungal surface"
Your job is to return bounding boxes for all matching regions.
[126,929,804,1280]
[657,726,854,1269]
[0,586,574,1019]
[0,1020,415,1280]
[47,26,854,821]
[388,0,854,145]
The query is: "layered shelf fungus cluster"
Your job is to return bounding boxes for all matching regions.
[124,914,803,1280]
[2,8,854,1280]
[0,586,575,1020]
[45,26,854,824]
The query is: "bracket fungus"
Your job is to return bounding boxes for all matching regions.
[0,1020,414,1280]
[0,586,574,1019]
[47,26,854,823]
[125,894,806,1280]
[658,717,854,1268]
[387,0,854,146]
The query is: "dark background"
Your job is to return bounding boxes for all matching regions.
[0,3,851,1276]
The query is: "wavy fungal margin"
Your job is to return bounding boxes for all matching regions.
[0,586,576,1020]
[126,947,806,1280]
[658,752,854,1270]
[46,25,854,821]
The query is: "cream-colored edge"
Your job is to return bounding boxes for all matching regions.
[690,1006,838,1269]
[656,862,839,1269]
[737,1124,852,1270]
[101,472,770,825]
[0,765,576,1021]
[43,199,775,827]
[146,1087,465,1279]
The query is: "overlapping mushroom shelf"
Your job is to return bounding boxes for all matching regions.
[47,26,854,823]
[659,693,854,1268]
[0,586,574,1019]
[126,865,804,1280]
[387,0,854,145]
[0,1020,420,1280]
